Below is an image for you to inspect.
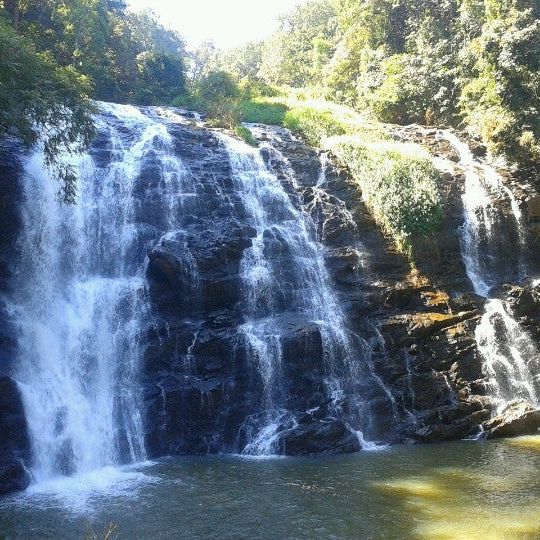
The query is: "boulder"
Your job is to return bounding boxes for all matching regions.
[484,400,540,439]
[280,417,361,455]
[505,286,539,319]
[0,456,30,495]
[0,377,31,495]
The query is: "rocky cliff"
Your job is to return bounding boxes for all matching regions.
[1,108,539,495]
[0,137,31,494]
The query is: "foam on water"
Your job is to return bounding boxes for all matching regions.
[3,463,159,514]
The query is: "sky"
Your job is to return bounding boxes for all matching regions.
[127,0,304,50]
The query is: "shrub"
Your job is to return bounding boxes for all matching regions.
[205,97,241,129]
[234,125,257,146]
[197,70,240,102]
[238,79,284,99]
[240,99,288,125]
[283,106,347,146]
[328,137,442,259]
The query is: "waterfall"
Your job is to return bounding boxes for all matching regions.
[442,131,540,412]
[219,133,388,453]
[8,102,407,475]
[477,300,539,409]
[8,103,192,481]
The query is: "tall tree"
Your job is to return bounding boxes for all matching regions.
[0,15,94,201]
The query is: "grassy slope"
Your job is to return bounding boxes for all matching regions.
[240,92,442,261]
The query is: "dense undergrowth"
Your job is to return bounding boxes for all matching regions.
[329,138,442,258]
[280,98,443,260]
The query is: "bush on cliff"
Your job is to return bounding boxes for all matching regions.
[328,137,442,258]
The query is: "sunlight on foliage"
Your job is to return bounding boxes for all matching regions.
[328,137,442,258]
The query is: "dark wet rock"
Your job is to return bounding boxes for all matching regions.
[504,286,539,319]
[279,418,361,455]
[3,109,540,471]
[406,311,478,340]
[0,142,31,495]
[0,457,30,495]
[0,138,23,378]
[413,422,473,443]
[0,377,31,495]
[484,400,540,439]
[449,292,486,312]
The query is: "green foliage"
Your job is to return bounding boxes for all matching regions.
[244,0,540,168]
[187,40,219,83]
[175,71,242,128]
[174,71,286,128]
[329,137,442,257]
[283,107,346,146]
[197,71,240,102]
[0,0,188,200]
[3,0,187,103]
[219,41,264,80]
[240,100,288,125]
[0,16,94,202]
[259,0,337,87]
[459,3,540,164]
[237,79,283,99]
[234,125,257,146]
[204,98,241,129]
[135,52,185,105]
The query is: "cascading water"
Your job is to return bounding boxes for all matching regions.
[8,102,404,479]
[219,131,394,453]
[9,102,195,482]
[442,131,540,412]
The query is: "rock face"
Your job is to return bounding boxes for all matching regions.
[0,139,31,495]
[1,109,539,494]
[0,377,30,494]
[140,120,539,455]
[484,400,540,439]
[280,417,362,456]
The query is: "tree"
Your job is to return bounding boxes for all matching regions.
[188,41,219,84]
[259,0,337,87]
[135,51,185,104]
[4,0,187,103]
[0,16,94,202]
[219,41,264,80]
[460,1,540,163]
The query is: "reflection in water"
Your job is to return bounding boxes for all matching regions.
[0,437,538,539]
[377,465,540,539]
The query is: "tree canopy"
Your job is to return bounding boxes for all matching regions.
[0,0,188,200]
[226,0,540,168]
[0,15,94,202]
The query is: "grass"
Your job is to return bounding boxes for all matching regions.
[237,92,442,260]
[234,124,257,146]
[174,86,442,262]
[240,99,288,125]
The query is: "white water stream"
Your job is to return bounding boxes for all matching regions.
[219,131,401,453]
[9,103,195,483]
[442,131,540,411]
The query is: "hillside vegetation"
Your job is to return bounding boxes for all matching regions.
[0,0,537,253]
[216,0,540,170]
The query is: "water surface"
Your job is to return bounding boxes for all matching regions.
[1,437,539,539]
